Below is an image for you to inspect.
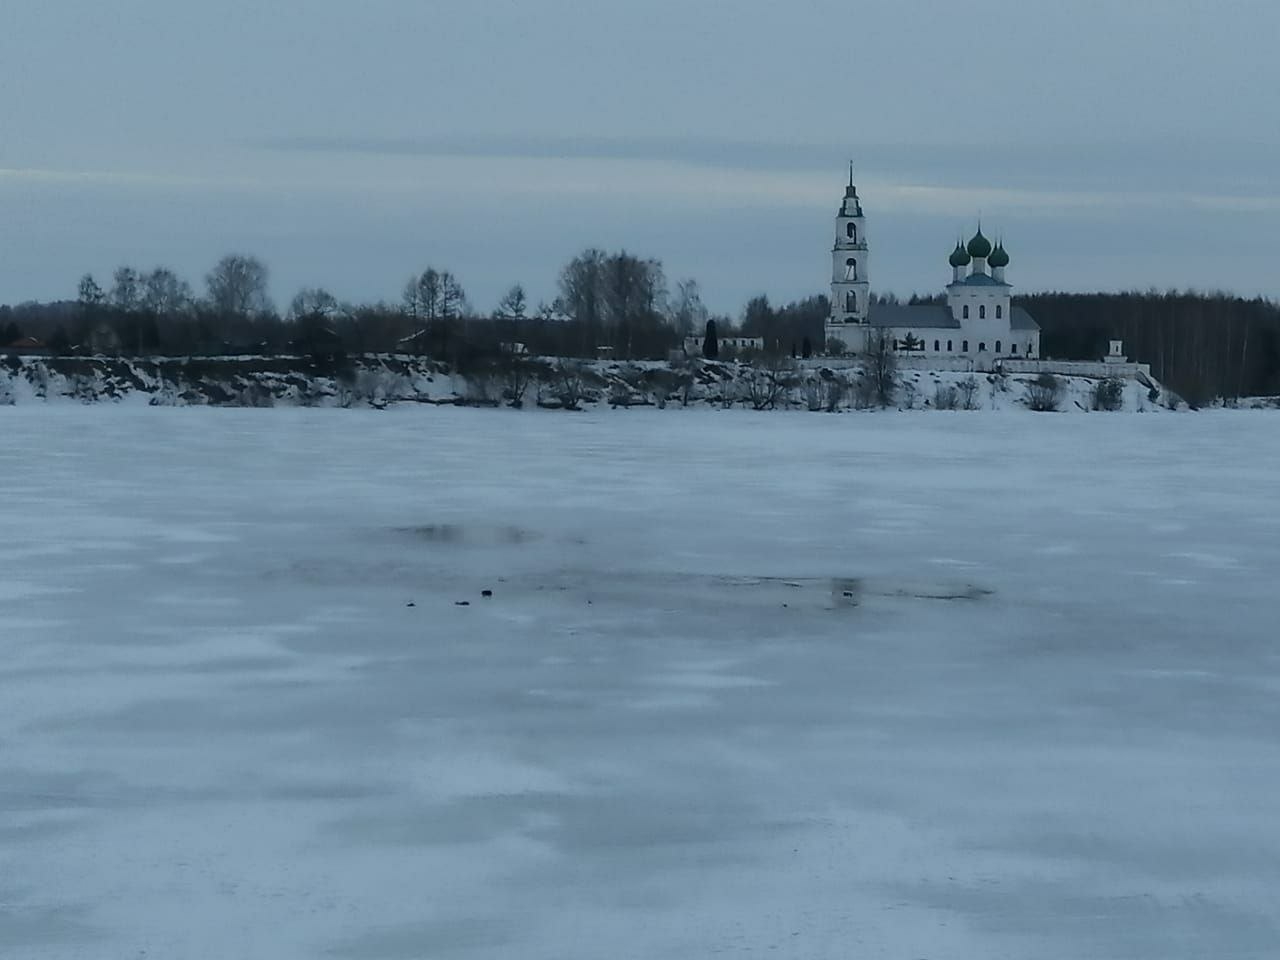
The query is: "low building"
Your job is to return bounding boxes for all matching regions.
[4,336,47,355]
[683,335,765,357]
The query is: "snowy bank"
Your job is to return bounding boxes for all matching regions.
[0,353,1175,412]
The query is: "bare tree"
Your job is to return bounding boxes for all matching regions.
[823,372,848,412]
[77,274,105,312]
[852,371,877,409]
[111,267,142,312]
[1091,377,1125,411]
[494,351,535,408]
[803,377,824,411]
[1027,372,1063,412]
[671,278,708,337]
[742,355,798,410]
[401,275,423,320]
[438,271,467,321]
[956,375,981,410]
[558,249,606,354]
[289,288,340,323]
[600,251,666,359]
[416,269,442,323]
[670,357,697,406]
[861,329,897,408]
[901,380,919,410]
[206,254,272,318]
[554,360,589,410]
[142,268,193,317]
[76,274,106,342]
[497,284,527,321]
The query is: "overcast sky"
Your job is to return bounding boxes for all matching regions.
[2,0,1277,316]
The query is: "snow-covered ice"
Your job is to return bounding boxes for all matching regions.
[1,407,1278,959]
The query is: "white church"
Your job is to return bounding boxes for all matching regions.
[824,171,1041,359]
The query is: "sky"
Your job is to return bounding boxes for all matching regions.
[2,0,1278,317]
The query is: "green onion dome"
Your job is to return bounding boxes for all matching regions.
[966,228,993,259]
[988,242,1010,268]
[949,242,972,268]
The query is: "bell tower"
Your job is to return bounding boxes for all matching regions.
[827,165,870,350]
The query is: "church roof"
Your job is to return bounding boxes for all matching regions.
[867,304,1041,332]
[1010,307,1040,331]
[966,229,993,259]
[869,305,960,329]
[948,273,1010,288]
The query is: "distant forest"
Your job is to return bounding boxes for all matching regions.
[2,252,1277,404]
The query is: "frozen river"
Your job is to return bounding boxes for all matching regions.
[2,407,1278,959]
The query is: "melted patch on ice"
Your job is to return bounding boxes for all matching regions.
[397,524,540,546]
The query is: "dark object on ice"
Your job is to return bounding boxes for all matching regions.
[406,602,416,607]
[481,589,493,598]
[455,600,470,606]
[831,578,862,607]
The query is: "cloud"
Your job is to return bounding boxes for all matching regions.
[8,146,1279,223]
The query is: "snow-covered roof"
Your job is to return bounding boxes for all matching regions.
[948,273,1010,288]
[1010,307,1040,331]
[868,305,960,329]
[866,303,1040,332]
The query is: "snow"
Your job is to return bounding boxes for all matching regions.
[2,406,1278,959]
[2,353,1170,412]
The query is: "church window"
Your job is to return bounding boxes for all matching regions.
[933,340,940,352]
[846,223,856,241]
[962,340,969,352]
[845,259,858,281]
[996,305,1003,319]
[979,305,986,319]
[845,292,857,313]
[996,340,1002,353]
[947,340,953,351]
[962,306,969,319]
[979,342,986,352]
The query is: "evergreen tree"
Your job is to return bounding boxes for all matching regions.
[703,319,719,360]
[49,327,71,355]
[802,336,813,359]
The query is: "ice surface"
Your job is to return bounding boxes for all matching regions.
[1,407,1278,959]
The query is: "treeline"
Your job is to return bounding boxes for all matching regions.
[905,290,1280,402]
[0,251,751,365]
[1022,292,1280,404]
[3,255,1278,402]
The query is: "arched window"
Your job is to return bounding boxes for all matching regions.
[979,305,986,320]
[996,305,1003,319]
[845,258,857,281]
[962,305,969,319]
[978,342,986,352]
[845,292,857,314]
[995,340,1002,353]
[846,223,856,241]
[947,340,953,351]
[933,340,940,352]
[962,340,969,352]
